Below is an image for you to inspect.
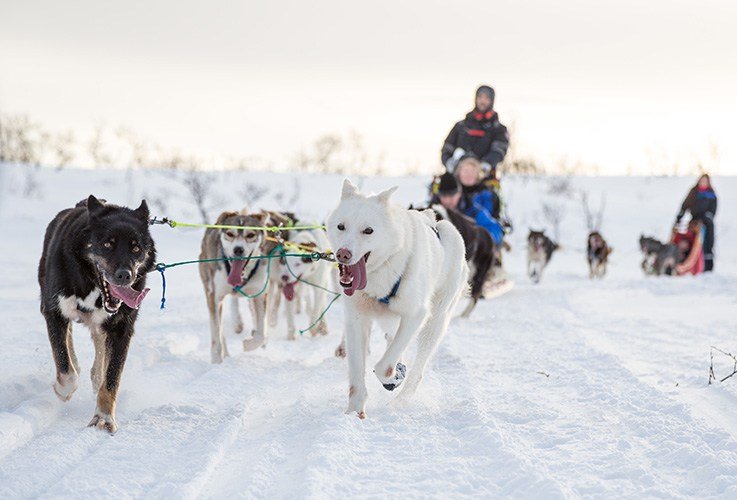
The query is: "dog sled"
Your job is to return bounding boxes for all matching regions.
[673,221,706,276]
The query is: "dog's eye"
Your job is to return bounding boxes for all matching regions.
[246,232,256,240]
[362,227,373,235]
[104,241,113,249]
[337,223,345,231]
[225,231,235,239]
[301,257,312,264]
[132,245,141,253]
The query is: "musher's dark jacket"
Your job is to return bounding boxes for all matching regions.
[441,110,509,171]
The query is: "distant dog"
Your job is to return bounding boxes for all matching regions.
[415,204,496,317]
[587,231,612,279]
[38,195,155,433]
[527,230,558,284]
[639,235,678,276]
[268,225,334,339]
[199,210,285,362]
[326,180,467,419]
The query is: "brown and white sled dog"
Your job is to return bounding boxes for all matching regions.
[587,231,612,279]
[268,225,335,339]
[38,196,155,433]
[199,209,283,362]
[527,230,558,284]
[326,180,468,419]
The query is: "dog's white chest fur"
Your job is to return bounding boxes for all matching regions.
[58,290,109,325]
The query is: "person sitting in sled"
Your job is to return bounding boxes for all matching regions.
[675,174,717,271]
[436,169,504,247]
[441,85,510,178]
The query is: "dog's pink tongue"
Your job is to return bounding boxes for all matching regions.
[343,258,367,297]
[283,282,296,301]
[108,284,150,309]
[227,260,247,287]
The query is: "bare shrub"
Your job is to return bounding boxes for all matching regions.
[541,201,565,242]
[240,182,269,207]
[52,130,76,170]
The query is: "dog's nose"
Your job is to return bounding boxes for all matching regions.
[281,275,289,282]
[233,246,245,256]
[115,268,132,283]
[336,248,352,264]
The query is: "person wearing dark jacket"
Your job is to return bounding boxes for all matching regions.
[441,85,509,176]
[676,174,717,271]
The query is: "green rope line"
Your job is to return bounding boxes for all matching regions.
[152,245,342,333]
[281,248,342,335]
[153,251,322,271]
[232,246,278,299]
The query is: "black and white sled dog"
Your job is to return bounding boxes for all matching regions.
[268,223,334,339]
[38,195,155,433]
[413,204,496,317]
[587,231,612,279]
[639,235,678,276]
[199,209,288,362]
[527,230,558,284]
[327,180,468,419]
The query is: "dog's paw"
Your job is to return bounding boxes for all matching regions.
[335,343,346,358]
[376,362,406,391]
[313,321,328,337]
[243,335,265,352]
[88,412,117,434]
[53,371,79,402]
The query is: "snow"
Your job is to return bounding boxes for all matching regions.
[1,164,736,498]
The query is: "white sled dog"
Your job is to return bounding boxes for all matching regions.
[268,226,334,339]
[326,180,468,419]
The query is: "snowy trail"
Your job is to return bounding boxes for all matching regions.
[1,167,737,497]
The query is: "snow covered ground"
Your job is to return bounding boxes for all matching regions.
[1,165,736,498]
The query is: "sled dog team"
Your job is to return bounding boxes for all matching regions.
[38,180,468,432]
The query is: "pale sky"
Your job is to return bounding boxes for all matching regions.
[1,0,736,174]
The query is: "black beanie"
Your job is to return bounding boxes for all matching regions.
[437,172,460,196]
[475,85,495,108]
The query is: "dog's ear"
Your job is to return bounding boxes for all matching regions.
[239,206,249,216]
[374,186,398,205]
[215,211,239,225]
[133,200,149,223]
[87,195,105,219]
[341,179,360,200]
[252,211,269,224]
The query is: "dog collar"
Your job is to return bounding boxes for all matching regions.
[378,277,402,305]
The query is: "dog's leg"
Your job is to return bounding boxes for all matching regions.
[89,323,133,434]
[231,295,244,334]
[206,290,228,364]
[243,295,269,351]
[269,283,281,328]
[311,288,329,336]
[460,298,477,318]
[345,311,370,419]
[44,308,79,402]
[90,327,107,393]
[335,334,346,358]
[374,311,426,391]
[286,295,296,341]
[398,313,449,402]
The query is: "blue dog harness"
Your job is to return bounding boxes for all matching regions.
[378,224,440,305]
[378,278,402,305]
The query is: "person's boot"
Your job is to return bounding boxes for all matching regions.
[705,255,714,272]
